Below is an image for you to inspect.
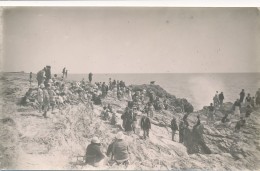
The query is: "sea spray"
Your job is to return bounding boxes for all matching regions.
[188,76,226,110]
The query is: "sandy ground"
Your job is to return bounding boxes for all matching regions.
[1,72,260,170]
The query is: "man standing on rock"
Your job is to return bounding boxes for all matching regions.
[240,89,245,103]
[89,72,93,83]
[219,92,224,106]
[207,103,215,124]
[140,112,151,139]
[170,117,178,141]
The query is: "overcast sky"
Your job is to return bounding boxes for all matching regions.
[2,7,260,74]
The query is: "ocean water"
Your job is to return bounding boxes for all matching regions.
[66,73,260,110]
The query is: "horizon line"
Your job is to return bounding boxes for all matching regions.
[2,71,260,74]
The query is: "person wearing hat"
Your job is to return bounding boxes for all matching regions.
[170,117,178,141]
[85,137,106,167]
[112,132,130,166]
[37,84,44,113]
[36,68,46,86]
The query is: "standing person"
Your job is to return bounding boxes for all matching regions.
[140,112,151,140]
[29,72,33,86]
[213,92,219,108]
[112,132,130,166]
[245,93,252,107]
[207,103,215,124]
[170,117,178,141]
[37,84,44,113]
[65,70,68,78]
[48,86,56,114]
[42,84,50,118]
[255,88,260,107]
[36,68,46,86]
[89,72,93,83]
[219,92,224,106]
[62,67,66,78]
[240,89,245,103]
[85,137,106,167]
[233,99,241,117]
[179,120,185,143]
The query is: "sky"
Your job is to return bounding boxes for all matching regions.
[2,7,260,74]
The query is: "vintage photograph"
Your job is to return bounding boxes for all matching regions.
[1,7,260,170]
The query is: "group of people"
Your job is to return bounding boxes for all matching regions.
[25,67,260,167]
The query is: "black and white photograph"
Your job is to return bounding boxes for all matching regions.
[1,6,260,170]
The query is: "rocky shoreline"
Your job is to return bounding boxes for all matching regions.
[0,72,260,170]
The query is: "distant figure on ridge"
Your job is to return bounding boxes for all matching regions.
[62,67,66,78]
[213,91,219,108]
[207,103,215,124]
[89,72,93,83]
[239,89,245,103]
[255,88,260,107]
[65,70,68,78]
[219,92,224,106]
[29,72,33,86]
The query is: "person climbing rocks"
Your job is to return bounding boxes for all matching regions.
[240,89,245,103]
[29,72,33,86]
[219,92,224,106]
[112,132,130,167]
[85,137,106,167]
[179,120,185,143]
[207,103,215,124]
[89,72,93,83]
[233,99,241,117]
[170,117,178,141]
[140,112,151,140]
[36,68,46,86]
[255,88,260,107]
[37,84,44,113]
[245,105,253,118]
[42,83,50,118]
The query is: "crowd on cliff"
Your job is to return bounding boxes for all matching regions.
[20,66,260,167]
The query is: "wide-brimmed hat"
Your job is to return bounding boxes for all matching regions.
[116,132,124,140]
[91,136,101,144]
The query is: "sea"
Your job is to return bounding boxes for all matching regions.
[66,73,260,111]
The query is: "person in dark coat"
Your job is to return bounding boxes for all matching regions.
[240,89,245,103]
[89,72,93,83]
[171,117,178,141]
[140,113,151,139]
[85,137,106,166]
[183,113,189,127]
[179,120,185,143]
[219,92,224,106]
[29,72,33,86]
[124,109,133,133]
